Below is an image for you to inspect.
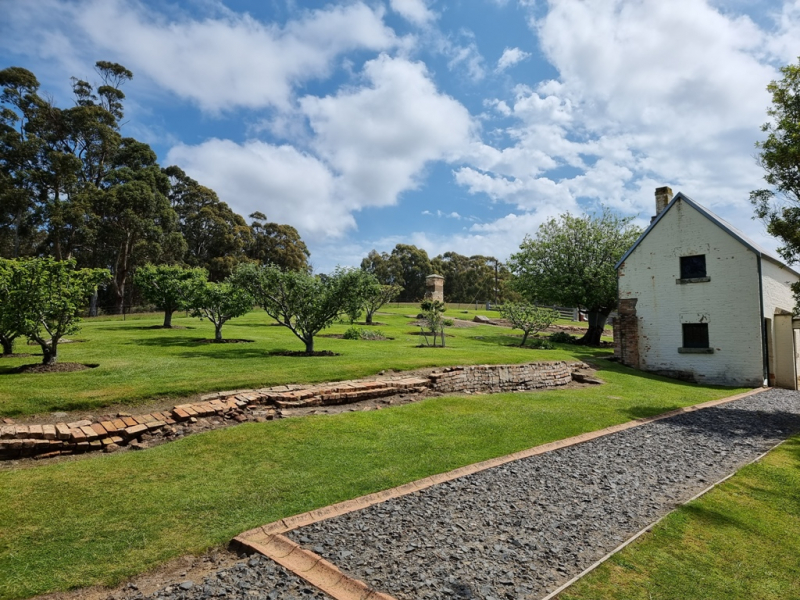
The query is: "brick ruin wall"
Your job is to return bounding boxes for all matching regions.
[0,361,575,460]
[613,298,640,369]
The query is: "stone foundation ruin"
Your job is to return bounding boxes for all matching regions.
[0,361,585,460]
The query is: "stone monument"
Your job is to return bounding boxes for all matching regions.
[425,274,444,302]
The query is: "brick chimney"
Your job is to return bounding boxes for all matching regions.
[655,186,673,216]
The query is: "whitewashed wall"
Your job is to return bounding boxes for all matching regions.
[618,200,764,386]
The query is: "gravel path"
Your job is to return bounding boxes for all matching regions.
[122,388,800,600]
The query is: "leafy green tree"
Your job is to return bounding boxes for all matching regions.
[363,283,402,325]
[10,258,110,364]
[247,211,309,272]
[188,281,253,342]
[233,264,368,353]
[499,303,559,347]
[340,269,382,324]
[133,264,207,328]
[0,259,23,354]
[509,210,641,346]
[751,58,800,303]
[360,245,431,302]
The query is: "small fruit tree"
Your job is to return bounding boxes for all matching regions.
[499,302,559,347]
[133,264,208,328]
[9,258,110,364]
[188,281,253,342]
[233,264,371,353]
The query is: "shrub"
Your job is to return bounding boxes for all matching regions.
[342,326,362,340]
[527,337,554,349]
[549,331,575,344]
[342,326,386,340]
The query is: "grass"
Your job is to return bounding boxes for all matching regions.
[0,306,601,418]
[560,435,800,600]
[0,361,745,600]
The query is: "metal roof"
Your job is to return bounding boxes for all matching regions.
[614,192,800,277]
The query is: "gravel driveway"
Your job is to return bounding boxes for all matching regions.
[128,388,800,600]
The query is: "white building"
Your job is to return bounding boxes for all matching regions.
[614,188,800,388]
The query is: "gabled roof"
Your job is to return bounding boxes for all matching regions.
[615,192,800,277]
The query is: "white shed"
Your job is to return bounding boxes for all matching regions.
[614,188,800,388]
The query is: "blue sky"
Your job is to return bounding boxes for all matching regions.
[3,0,800,272]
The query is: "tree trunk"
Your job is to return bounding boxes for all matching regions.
[89,291,98,317]
[1,336,14,355]
[163,310,174,328]
[304,337,314,353]
[366,311,373,325]
[41,342,57,365]
[576,310,609,346]
[214,323,223,342]
[520,330,529,347]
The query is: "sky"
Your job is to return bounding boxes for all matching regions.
[2,0,800,272]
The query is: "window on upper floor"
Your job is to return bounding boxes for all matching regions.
[680,254,707,279]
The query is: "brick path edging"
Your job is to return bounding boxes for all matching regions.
[233,387,766,600]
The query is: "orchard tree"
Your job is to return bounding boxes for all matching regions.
[509,210,641,346]
[0,259,22,354]
[233,264,370,353]
[751,58,800,305]
[11,258,110,364]
[363,283,402,325]
[188,281,253,342]
[133,264,207,328]
[499,303,559,347]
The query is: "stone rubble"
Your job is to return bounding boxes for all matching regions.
[0,362,575,460]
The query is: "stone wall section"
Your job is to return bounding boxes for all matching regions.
[429,362,571,393]
[0,361,574,460]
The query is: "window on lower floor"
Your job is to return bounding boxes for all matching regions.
[682,323,709,348]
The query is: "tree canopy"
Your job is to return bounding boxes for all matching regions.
[509,210,641,345]
[751,58,800,284]
[0,63,310,313]
[232,264,370,353]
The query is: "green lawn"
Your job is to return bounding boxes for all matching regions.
[0,362,744,600]
[560,435,800,600]
[0,306,599,418]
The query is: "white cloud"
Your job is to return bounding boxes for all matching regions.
[390,0,437,26]
[496,47,531,71]
[457,0,798,226]
[167,55,476,242]
[166,139,351,236]
[3,0,398,112]
[300,55,475,208]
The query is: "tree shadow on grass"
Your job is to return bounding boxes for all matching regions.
[128,336,206,348]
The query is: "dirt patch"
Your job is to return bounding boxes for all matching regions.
[269,350,340,357]
[12,362,99,374]
[28,546,243,600]
[407,331,456,338]
[26,338,86,345]
[0,353,33,358]
[193,339,255,344]
[318,334,393,340]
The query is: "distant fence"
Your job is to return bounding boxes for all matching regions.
[387,302,582,321]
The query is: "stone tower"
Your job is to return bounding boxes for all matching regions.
[425,274,444,302]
